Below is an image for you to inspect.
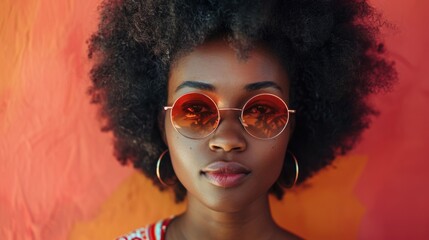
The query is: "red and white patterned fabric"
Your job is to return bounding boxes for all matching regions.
[116,217,174,240]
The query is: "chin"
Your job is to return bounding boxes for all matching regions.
[204,197,251,213]
[195,187,267,213]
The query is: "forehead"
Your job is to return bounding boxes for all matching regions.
[168,39,289,101]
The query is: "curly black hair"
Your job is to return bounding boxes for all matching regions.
[88,0,396,202]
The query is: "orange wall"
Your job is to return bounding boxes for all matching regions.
[1,0,428,239]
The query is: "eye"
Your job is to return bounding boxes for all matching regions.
[182,101,215,118]
[245,103,277,116]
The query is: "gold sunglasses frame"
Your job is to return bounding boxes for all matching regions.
[164,92,295,140]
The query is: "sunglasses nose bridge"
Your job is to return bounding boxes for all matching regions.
[218,107,242,112]
[217,107,243,127]
[212,108,252,141]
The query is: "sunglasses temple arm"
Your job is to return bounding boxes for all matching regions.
[289,109,296,113]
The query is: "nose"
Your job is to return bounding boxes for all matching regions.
[208,113,247,152]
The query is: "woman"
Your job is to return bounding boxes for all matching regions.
[88,0,396,239]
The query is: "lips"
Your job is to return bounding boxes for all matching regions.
[201,161,251,188]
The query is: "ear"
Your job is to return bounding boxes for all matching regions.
[158,110,168,145]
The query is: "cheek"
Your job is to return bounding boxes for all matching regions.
[255,144,287,184]
[164,120,202,189]
[255,135,290,182]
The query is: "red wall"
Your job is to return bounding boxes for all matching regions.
[1,0,428,239]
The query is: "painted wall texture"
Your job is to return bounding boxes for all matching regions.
[0,0,428,239]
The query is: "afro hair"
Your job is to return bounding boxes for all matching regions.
[88,0,396,202]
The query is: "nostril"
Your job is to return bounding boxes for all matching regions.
[209,144,222,151]
[229,146,244,152]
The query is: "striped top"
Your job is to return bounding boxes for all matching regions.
[116,217,173,240]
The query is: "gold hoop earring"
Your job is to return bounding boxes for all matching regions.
[288,151,299,188]
[156,149,175,186]
[278,151,299,188]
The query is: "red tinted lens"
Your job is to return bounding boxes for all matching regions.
[170,93,219,138]
[241,94,289,139]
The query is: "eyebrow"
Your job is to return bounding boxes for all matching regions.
[244,81,283,92]
[175,80,282,92]
[175,81,216,92]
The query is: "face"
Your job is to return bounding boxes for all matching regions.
[164,39,292,212]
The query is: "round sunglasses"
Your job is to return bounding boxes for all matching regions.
[164,92,295,140]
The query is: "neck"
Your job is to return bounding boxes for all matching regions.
[170,194,281,240]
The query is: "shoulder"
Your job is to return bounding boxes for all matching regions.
[116,217,174,240]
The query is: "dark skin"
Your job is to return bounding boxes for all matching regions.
[162,39,301,240]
